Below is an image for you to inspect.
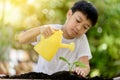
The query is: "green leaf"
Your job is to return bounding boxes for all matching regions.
[59,56,70,65]
[73,61,87,68]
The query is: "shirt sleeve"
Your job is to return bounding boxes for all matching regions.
[77,34,92,60]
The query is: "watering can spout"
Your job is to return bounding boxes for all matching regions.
[60,43,74,51]
[34,30,75,61]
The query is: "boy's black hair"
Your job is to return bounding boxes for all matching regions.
[71,0,98,26]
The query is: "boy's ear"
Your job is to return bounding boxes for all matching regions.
[66,10,73,19]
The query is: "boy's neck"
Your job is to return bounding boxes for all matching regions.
[61,26,75,40]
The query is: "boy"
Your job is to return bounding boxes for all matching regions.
[18,0,98,77]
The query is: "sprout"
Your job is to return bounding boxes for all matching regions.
[59,56,87,71]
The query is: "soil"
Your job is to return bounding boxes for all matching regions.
[0,71,113,80]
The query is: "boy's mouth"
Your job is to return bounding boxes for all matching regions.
[72,29,78,35]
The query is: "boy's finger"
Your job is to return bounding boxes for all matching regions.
[47,28,54,34]
[54,28,59,31]
[48,25,59,32]
[73,67,86,77]
[80,71,85,77]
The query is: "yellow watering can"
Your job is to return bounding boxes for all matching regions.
[34,30,75,61]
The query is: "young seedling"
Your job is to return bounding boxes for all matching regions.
[59,56,87,72]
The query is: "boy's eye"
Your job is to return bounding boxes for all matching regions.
[84,26,88,29]
[84,26,87,29]
[76,19,81,23]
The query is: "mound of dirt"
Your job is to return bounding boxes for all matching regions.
[0,71,112,80]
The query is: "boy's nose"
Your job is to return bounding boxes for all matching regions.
[76,26,81,31]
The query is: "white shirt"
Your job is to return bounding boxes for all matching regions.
[32,24,92,75]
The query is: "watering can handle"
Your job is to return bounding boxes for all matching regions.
[40,30,57,41]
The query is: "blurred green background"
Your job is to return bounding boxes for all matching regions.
[0,0,120,78]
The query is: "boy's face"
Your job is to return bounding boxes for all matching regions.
[63,10,92,39]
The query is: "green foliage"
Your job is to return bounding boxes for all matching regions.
[59,56,86,71]
[87,0,120,78]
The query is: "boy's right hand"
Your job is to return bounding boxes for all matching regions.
[40,25,58,38]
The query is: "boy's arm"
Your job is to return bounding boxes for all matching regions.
[18,25,58,44]
[18,26,41,44]
[74,56,90,77]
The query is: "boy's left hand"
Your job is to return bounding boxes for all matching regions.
[73,67,89,77]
